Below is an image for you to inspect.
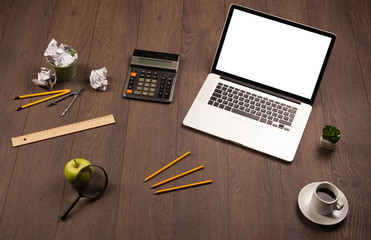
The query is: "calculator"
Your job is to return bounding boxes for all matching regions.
[123,49,180,103]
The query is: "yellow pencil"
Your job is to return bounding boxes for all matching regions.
[13,89,70,100]
[154,180,212,194]
[151,165,204,188]
[15,89,70,111]
[144,151,191,182]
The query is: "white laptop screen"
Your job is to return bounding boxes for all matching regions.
[213,6,335,103]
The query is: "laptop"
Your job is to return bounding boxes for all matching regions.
[183,4,336,162]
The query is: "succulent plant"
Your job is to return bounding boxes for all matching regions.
[322,125,340,143]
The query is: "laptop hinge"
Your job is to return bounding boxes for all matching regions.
[220,75,301,105]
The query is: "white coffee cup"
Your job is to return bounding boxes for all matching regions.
[310,181,344,215]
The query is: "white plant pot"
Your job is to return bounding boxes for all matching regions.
[320,136,337,151]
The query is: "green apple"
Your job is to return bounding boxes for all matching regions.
[64,158,93,186]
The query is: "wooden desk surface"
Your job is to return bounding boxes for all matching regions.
[0,0,370,239]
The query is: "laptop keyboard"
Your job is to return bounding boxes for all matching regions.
[208,83,297,131]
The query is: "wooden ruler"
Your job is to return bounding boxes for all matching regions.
[11,114,115,147]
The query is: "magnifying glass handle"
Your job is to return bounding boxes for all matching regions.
[60,195,81,221]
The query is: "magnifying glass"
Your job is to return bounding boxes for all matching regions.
[60,165,108,221]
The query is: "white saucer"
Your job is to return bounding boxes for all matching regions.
[298,182,348,225]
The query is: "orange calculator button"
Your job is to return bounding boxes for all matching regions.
[126,89,133,94]
[130,72,137,77]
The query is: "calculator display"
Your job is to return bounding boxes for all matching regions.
[138,58,173,68]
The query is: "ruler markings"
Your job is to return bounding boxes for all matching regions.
[11,114,115,147]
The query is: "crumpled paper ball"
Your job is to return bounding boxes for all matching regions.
[90,67,108,91]
[32,67,57,90]
[44,39,77,67]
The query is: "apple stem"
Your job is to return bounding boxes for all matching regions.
[74,158,79,168]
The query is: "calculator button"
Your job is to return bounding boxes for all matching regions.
[125,67,177,103]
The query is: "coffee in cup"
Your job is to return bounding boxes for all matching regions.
[310,181,344,215]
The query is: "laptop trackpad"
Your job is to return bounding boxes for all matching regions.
[222,117,261,146]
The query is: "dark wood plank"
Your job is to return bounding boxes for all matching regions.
[113,0,183,239]
[0,0,56,236]
[267,0,309,22]
[261,1,338,239]
[346,8,371,235]
[347,0,371,107]
[307,0,371,238]
[175,0,230,239]
[0,0,99,238]
[226,0,266,12]
[0,0,14,41]
[54,0,140,239]
[224,1,287,239]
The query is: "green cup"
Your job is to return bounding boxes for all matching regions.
[50,49,78,82]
